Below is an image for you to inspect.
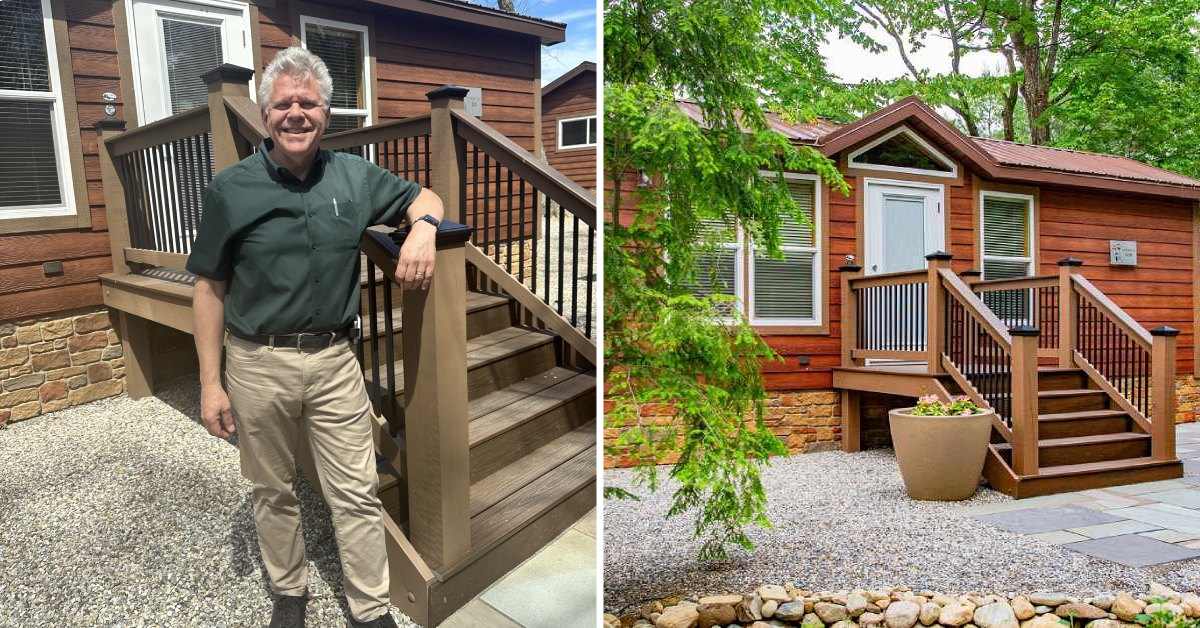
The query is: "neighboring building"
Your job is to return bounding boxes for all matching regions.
[0,0,565,422]
[541,61,596,191]
[607,96,1200,496]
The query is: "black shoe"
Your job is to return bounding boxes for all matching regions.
[268,593,307,628]
[348,611,398,628]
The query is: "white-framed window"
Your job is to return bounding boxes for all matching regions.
[848,125,958,179]
[557,115,596,149]
[0,0,76,219]
[685,173,824,327]
[980,190,1035,279]
[749,173,822,325]
[301,15,372,134]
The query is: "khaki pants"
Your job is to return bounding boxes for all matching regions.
[224,334,389,622]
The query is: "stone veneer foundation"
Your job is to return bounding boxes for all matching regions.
[605,378,1200,469]
[0,308,125,427]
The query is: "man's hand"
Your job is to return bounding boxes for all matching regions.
[395,221,436,290]
[200,384,236,439]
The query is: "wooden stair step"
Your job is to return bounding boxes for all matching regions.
[363,326,555,389]
[1034,456,1178,478]
[1037,408,1133,438]
[359,291,510,337]
[995,431,1151,466]
[1037,366,1082,373]
[468,367,583,419]
[470,371,596,446]
[470,444,595,551]
[469,420,594,517]
[984,447,1184,497]
[1038,388,1108,398]
[1038,432,1149,448]
[1038,409,1129,422]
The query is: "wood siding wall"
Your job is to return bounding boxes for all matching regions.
[542,72,596,190]
[0,0,543,323]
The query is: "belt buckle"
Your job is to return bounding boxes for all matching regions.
[297,331,334,350]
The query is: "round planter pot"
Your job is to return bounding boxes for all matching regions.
[888,407,995,501]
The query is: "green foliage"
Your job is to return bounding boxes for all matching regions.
[604,0,855,560]
[1136,609,1199,628]
[910,395,983,416]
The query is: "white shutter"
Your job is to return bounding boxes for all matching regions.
[162,17,223,115]
[751,178,820,323]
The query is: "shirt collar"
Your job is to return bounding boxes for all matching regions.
[259,137,329,184]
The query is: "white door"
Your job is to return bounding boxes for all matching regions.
[128,0,253,123]
[863,180,945,353]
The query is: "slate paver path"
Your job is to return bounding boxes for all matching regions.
[968,422,1200,568]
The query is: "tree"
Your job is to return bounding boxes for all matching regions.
[604,0,858,560]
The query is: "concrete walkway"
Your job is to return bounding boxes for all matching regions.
[964,422,1200,567]
[442,509,597,627]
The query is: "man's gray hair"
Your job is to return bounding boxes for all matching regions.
[257,46,333,111]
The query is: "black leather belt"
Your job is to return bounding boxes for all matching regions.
[231,326,351,350]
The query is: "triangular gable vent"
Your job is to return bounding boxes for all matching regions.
[848,125,957,177]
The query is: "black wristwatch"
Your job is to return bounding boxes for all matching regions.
[416,214,440,228]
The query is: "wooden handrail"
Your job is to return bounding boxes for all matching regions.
[322,114,433,151]
[939,268,1013,348]
[848,268,927,290]
[451,108,595,226]
[1071,274,1152,351]
[972,275,1056,292]
[105,106,211,157]
[223,94,267,145]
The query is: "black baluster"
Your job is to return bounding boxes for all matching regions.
[557,202,565,315]
[506,170,514,274]
[585,224,594,337]
[518,180,526,283]
[572,213,580,326]
[482,153,491,254]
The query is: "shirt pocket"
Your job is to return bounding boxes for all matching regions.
[329,197,364,249]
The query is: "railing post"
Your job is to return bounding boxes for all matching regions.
[1010,325,1041,476]
[839,262,863,367]
[959,268,982,285]
[203,64,256,169]
[1057,257,1083,367]
[925,252,952,374]
[401,223,472,571]
[97,120,132,275]
[1151,325,1179,461]
[427,86,469,223]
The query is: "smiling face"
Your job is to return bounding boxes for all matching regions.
[262,73,328,161]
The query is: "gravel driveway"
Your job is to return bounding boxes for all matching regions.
[0,379,418,627]
[603,449,1200,614]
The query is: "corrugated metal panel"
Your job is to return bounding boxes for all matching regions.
[975,137,1199,187]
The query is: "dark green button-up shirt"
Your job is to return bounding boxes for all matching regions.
[186,139,420,337]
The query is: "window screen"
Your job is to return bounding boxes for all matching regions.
[559,117,596,148]
[162,18,223,115]
[303,21,368,133]
[751,179,819,321]
[0,0,68,213]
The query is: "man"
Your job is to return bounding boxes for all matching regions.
[187,47,443,628]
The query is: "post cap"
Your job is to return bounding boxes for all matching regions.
[960,269,982,277]
[95,119,127,132]
[925,251,952,261]
[838,264,863,273]
[1058,257,1084,267]
[1009,325,1040,337]
[426,85,471,101]
[1151,325,1180,337]
[202,63,255,87]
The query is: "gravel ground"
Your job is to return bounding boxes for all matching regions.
[0,378,419,627]
[603,449,1200,614]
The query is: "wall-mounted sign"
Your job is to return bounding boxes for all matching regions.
[464,87,483,118]
[1110,240,1137,266]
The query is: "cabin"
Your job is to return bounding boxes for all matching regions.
[0,0,596,625]
[541,61,596,192]
[605,96,1200,498]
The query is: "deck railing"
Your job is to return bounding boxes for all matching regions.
[971,275,1059,357]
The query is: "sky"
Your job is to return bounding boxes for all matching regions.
[820,23,1004,83]
[521,0,598,83]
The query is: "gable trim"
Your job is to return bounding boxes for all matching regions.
[847,124,958,179]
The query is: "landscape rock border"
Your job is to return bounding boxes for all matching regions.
[605,582,1200,628]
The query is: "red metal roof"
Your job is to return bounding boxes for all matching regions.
[675,101,842,141]
[972,137,1200,187]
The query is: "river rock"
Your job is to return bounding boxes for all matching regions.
[1144,603,1185,616]
[1181,593,1200,617]
[1021,614,1067,628]
[921,603,942,626]
[655,604,699,628]
[861,612,886,627]
[1088,595,1114,611]
[762,600,779,619]
[1148,583,1180,603]
[603,613,621,628]
[817,603,851,624]
[1012,597,1035,621]
[886,601,921,628]
[934,596,958,607]
[761,585,791,604]
[940,602,976,627]
[1056,603,1107,621]
[699,595,742,606]
[849,593,873,617]
[832,621,861,628]
[697,602,736,628]
[1029,593,1071,607]
[801,612,826,628]
[1111,593,1144,622]
[775,602,806,622]
[974,602,1019,628]
[1085,620,1124,628]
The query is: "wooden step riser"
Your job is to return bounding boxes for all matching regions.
[359,303,513,364]
[1038,416,1132,439]
[1008,463,1183,498]
[1038,394,1109,414]
[470,392,594,485]
[1037,371,1088,391]
[1038,438,1151,466]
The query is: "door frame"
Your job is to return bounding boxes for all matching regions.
[124,0,253,125]
[862,177,946,276]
